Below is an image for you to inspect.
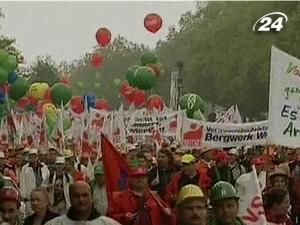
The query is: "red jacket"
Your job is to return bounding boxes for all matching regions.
[164,171,210,207]
[109,190,170,225]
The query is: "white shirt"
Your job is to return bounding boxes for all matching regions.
[45,215,120,225]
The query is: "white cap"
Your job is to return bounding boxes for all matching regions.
[228,148,238,156]
[0,151,5,159]
[29,148,38,155]
[55,156,65,164]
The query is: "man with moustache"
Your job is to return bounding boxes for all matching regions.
[176,184,208,225]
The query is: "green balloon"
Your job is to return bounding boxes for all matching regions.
[193,110,206,121]
[9,78,30,101]
[179,94,205,119]
[141,52,158,66]
[3,55,18,72]
[51,83,72,106]
[0,68,8,85]
[134,66,156,90]
[0,49,8,65]
[46,112,57,135]
[126,65,139,87]
[113,78,121,86]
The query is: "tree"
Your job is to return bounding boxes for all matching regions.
[29,55,59,85]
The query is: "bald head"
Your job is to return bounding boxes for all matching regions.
[69,181,92,212]
[69,181,91,195]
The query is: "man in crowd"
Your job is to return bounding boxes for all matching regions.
[228,148,246,182]
[45,181,120,225]
[90,164,108,216]
[176,184,208,225]
[0,187,22,225]
[209,181,244,225]
[109,167,172,225]
[20,148,50,216]
[165,154,210,207]
[49,157,72,215]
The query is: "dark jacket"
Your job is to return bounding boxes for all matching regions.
[23,209,59,225]
[148,167,174,197]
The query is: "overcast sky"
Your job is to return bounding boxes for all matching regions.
[0,1,196,64]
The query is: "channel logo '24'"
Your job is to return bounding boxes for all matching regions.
[253,12,288,32]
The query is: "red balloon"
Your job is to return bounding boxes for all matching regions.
[144,13,162,33]
[70,96,84,114]
[16,96,31,111]
[132,89,146,107]
[91,53,103,68]
[95,99,110,111]
[44,88,52,102]
[146,95,164,112]
[96,28,112,47]
[120,81,134,102]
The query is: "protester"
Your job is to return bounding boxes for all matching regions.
[109,167,172,225]
[265,188,293,225]
[0,187,22,225]
[49,157,72,215]
[228,148,246,182]
[148,148,175,197]
[268,168,289,190]
[90,164,108,216]
[210,181,243,225]
[165,154,210,208]
[20,148,50,216]
[45,181,120,225]
[23,187,59,225]
[209,150,234,185]
[176,184,207,225]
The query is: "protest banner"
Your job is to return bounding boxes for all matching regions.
[126,110,182,138]
[182,119,268,149]
[268,46,300,147]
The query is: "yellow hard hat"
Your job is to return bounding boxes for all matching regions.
[176,184,204,206]
[64,149,74,159]
[181,154,195,164]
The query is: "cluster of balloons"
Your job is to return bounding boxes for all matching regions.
[119,81,164,111]
[70,94,110,114]
[126,52,160,91]
[90,28,112,68]
[178,93,206,120]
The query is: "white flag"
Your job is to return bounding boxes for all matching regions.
[237,166,267,225]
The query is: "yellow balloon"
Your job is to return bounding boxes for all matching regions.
[43,103,57,114]
[28,83,49,100]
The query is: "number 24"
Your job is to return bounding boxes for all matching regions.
[258,16,284,31]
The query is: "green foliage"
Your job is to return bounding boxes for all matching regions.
[28,55,60,85]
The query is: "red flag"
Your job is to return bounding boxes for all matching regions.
[101,134,131,202]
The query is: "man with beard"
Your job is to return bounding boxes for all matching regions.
[176,184,208,225]
[45,181,120,225]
